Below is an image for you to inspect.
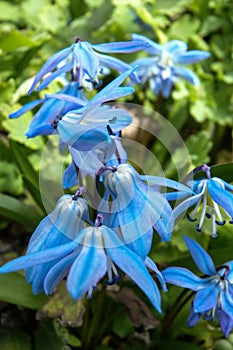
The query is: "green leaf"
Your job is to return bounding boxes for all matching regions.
[214,339,233,350]
[0,2,22,23]
[112,312,133,338]
[0,193,41,231]
[9,140,45,212]
[168,15,200,41]
[0,328,31,350]
[190,100,214,123]
[0,28,36,52]
[0,273,47,309]
[39,3,68,33]
[186,130,213,166]
[3,111,44,150]
[34,321,64,350]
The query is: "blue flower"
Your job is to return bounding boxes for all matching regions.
[28,37,147,94]
[170,164,233,237]
[9,82,87,138]
[98,164,192,246]
[21,192,89,294]
[0,214,164,312]
[162,236,233,337]
[54,70,135,179]
[130,33,210,98]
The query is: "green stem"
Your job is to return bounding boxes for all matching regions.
[154,93,164,112]
[85,286,106,349]
[161,289,195,339]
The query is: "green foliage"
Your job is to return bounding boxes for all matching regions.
[0,273,47,309]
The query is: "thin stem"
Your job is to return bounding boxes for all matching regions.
[154,93,164,112]
[161,288,195,339]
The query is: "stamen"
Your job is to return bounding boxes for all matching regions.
[105,257,122,285]
[107,125,116,136]
[212,213,217,238]
[197,191,207,231]
[212,200,224,223]
[187,214,197,222]
[215,220,226,226]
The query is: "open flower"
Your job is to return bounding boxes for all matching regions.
[27,37,147,94]
[130,33,210,98]
[162,236,233,336]
[0,215,164,313]
[9,82,87,138]
[170,164,233,237]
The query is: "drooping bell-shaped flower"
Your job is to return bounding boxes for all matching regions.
[9,82,87,138]
[0,214,164,313]
[98,163,189,246]
[130,33,210,98]
[17,190,90,294]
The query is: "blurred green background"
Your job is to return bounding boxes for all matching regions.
[0,0,232,349]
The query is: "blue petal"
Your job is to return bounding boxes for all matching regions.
[66,228,107,299]
[174,51,211,64]
[172,193,202,221]
[93,40,147,53]
[126,229,153,260]
[173,66,200,85]
[219,178,233,192]
[74,42,99,78]
[9,99,44,119]
[187,307,200,327]
[145,257,167,291]
[0,241,77,273]
[184,236,216,276]
[45,93,86,107]
[131,33,162,55]
[89,86,134,107]
[103,226,162,312]
[208,178,233,217]
[97,53,140,83]
[221,289,233,319]
[28,46,72,94]
[216,309,233,337]
[193,282,219,312]
[44,249,80,294]
[161,78,174,98]
[63,162,78,189]
[36,62,73,91]
[164,40,187,54]
[69,146,104,176]
[162,267,209,290]
[140,176,193,194]
[58,120,111,150]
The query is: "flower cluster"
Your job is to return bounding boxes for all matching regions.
[1,33,233,338]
